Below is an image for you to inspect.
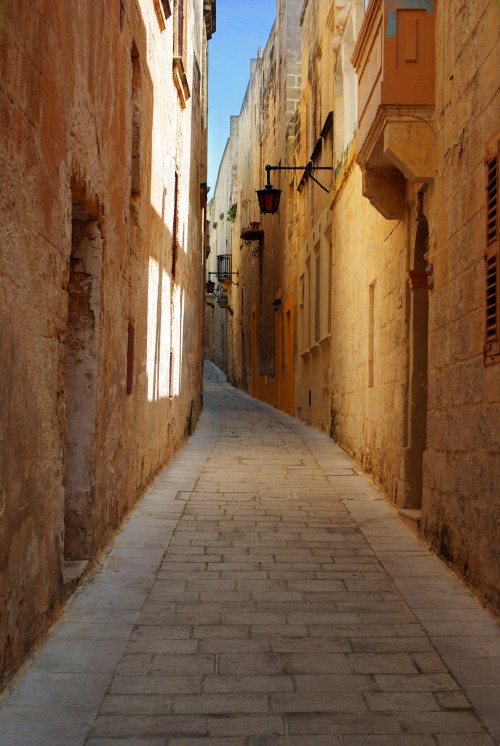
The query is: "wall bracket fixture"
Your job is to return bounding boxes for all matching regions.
[257,163,333,214]
[208,271,239,286]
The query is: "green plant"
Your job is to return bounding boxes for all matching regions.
[227,203,237,223]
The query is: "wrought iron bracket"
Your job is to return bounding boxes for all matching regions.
[265,162,333,193]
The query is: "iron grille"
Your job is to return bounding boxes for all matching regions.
[217,254,232,279]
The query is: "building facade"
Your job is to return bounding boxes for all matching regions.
[216,0,303,414]
[210,0,499,611]
[0,0,215,686]
[351,0,499,610]
[204,117,239,374]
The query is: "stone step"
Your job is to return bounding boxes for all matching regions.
[62,559,90,595]
[398,507,422,536]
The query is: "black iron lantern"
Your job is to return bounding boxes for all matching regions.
[256,184,281,214]
[257,164,281,214]
[272,298,282,312]
[205,279,215,294]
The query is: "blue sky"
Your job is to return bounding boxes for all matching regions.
[207,0,277,191]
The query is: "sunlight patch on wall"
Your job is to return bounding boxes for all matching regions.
[147,257,172,401]
[170,284,183,397]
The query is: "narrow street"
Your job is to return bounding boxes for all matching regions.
[0,361,498,745]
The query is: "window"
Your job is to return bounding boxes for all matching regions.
[314,244,321,343]
[175,0,185,59]
[130,42,141,198]
[172,172,179,279]
[333,16,358,166]
[169,350,175,398]
[172,0,190,107]
[304,98,311,158]
[368,282,375,387]
[314,52,322,144]
[305,258,311,349]
[153,0,171,30]
[485,142,499,363]
[127,323,134,394]
[328,235,333,334]
[299,273,305,352]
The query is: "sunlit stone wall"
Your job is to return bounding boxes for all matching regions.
[0,0,214,686]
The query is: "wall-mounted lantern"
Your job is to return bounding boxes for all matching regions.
[205,279,215,294]
[256,175,281,215]
[272,298,282,312]
[257,163,333,215]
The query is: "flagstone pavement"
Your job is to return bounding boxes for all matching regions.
[1,360,499,745]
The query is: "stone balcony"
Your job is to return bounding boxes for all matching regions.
[352,0,436,219]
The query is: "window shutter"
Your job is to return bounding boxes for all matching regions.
[486,254,497,347]
[485,142,499,363]
[486,155,497,248]
[172,0,190,107]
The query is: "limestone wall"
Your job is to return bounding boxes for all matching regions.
[0,0,213,686]
[328,166,408,497]
[422,0,500,610]
[295,0,500,609]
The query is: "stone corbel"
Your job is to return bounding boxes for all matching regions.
[383,121,435,183]
[362,167,406,220]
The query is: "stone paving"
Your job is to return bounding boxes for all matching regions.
[1,360,499,745]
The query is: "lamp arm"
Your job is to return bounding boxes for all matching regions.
[265,162,333,174]
[307,171,330,193]
[208,270,239,286]
[265,162,332,192]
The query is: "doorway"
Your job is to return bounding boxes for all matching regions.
[250,304,257,396]
[63,191,102,559]
[404,193,429,508]
[282,298,295,415]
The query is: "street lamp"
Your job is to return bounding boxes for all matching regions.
[256,166,282,214]
[256,163,333,215]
